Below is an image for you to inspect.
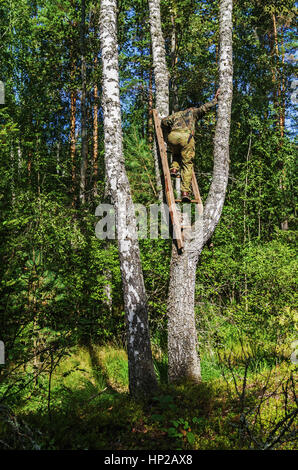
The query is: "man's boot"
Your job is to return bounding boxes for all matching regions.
[182,191,191,203]
[170,168,179,177]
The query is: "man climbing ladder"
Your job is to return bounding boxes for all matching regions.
[161,89,221,202]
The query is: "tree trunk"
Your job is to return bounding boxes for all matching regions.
[148,0,170,200]
[280,26,285,139]
[272,16,288,229]
[167,250,201,382]
[70,57,77,207]
[272,13,284,140]
[167,0,233,383]
[280,27,288,231]
[99,0,158,397]
[148,65,154,149]
[92,57,99,198]
[80,0,88,204]
[169,7,180,197]
[148,0,169,117]
[170,7,179,112]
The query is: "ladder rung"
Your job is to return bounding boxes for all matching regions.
[175,199,200,203]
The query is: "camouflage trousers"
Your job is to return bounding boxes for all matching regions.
[167,129,195,193]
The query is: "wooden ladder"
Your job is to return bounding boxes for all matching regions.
[153,109,203,251]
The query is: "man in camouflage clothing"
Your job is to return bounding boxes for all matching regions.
[161,89,220,202]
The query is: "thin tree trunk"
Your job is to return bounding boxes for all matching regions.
[280,26,285,139]
[170,6,179,112]
[243,133,252,244]
[169,7,180,197]
[80,0,88,204]
[273,17,288,229]
[99,0,158,397]
[70,55,77,207]
[103,270,113,314]
[70,90,77,206]
[138,8,146,139]
[167,0,233,383]
[93,57,99,197]
[17,144,22,176]
[10,147,15,204]
[148,66,154,149]
[148,0,169,200]
[27,152,32,180]
[56,141,61,175]
[280,25,288,230]
[272,13,283,139]
[243,133,251,308]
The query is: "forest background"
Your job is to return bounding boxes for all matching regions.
[0,0,297,451]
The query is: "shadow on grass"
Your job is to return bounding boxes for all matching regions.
[6,349,221,450]
[2,344,295,451]
[87,342,120,395]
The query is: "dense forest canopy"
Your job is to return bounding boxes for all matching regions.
[0,0,297,451]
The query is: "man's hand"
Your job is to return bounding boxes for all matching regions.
[215,88,221,100]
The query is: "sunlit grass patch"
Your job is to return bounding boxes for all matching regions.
[54,346,106,392]
[2,342,296,451]
[94,344,129,392]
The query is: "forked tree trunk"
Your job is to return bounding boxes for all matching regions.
[167,0,233,383]
[99,0,158,397]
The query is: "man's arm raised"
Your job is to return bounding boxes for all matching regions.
[193,88,221,118]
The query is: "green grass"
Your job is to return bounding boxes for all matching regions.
[0,343,296,451]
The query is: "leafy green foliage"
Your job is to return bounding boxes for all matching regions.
[0,0,296,451]
[2,344,295,450]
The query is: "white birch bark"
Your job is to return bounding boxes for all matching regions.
[148,0,170,200]
[99,0,158,396]
[167,0,233,383]
[148,0,169,118]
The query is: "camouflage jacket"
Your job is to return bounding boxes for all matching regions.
[161,98,217,134]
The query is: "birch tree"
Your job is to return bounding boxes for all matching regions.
[99,0,158,397]
[148,0,170,198]
[167,0,233,383]
[148,0,233,383]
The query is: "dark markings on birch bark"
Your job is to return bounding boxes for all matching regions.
[92,57,99,198]
[167,0,233,383]
[99,0,158,397]
[148,0,170,201]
